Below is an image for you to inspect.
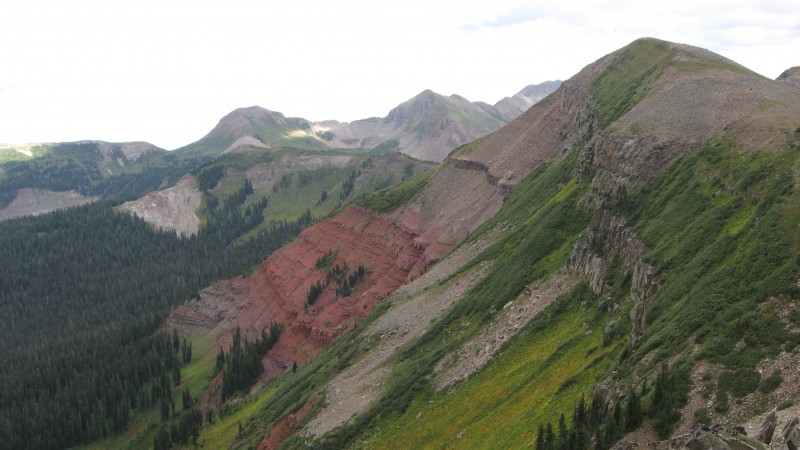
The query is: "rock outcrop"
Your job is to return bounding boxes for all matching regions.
[758,408,778,445]
[617,412,800,450]
[118,174,202,236]
[568,210,656,297]
[684,425,768,450]
[567,209,657,345]
[775,417,800,450]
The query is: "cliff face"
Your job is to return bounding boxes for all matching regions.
[0,188,98,221]
[118,174,202,236]
[168,205,440,372]
[565,39,800,350]
[567,210,656,299]
[250,206,433,366]
[567,210,656,345]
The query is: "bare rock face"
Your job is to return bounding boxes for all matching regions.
[757,408,778,444]
[593,385,614,417]
[773,417,800,450]
[118,175,202,236]
[567,211,656,298]
[0,188,98,221]
[250,206,435,365]
[567,211,658,345]
[167,205,441,376]
[629,301,647,346]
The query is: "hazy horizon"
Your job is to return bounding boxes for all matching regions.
[2,0,798,149]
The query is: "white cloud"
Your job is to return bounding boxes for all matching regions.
[1,0,798,149]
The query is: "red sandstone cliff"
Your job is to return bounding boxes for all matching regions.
[167,205,448,376]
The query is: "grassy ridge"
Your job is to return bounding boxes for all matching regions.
[589,38,672,130]
[353,168,434,213]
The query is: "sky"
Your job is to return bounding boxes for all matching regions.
[1,0,798,150]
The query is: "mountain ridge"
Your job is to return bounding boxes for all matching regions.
[176,81,562,162]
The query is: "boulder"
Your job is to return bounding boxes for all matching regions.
[756,408,777,444]
[778,417,800,450]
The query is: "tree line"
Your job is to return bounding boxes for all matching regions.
[534,361,690,450]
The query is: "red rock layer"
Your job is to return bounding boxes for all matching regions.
[257,400,314,450]
[247,205,438,373]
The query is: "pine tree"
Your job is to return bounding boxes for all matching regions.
[182,388,192,410]
[626,387,642,430]
[574,394,587,430]
[544,422,555,450]
[557,413,568,450]
[535,424,546,450]
[172,329,180,353]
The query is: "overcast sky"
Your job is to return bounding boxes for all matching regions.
[1,0,798,149]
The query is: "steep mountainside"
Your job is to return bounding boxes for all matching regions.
[162,38,800,450]
[7,36,799,450]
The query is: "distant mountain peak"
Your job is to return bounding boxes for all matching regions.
[178,82,562,161]
[778,66,800,79]
[777,66,800,89]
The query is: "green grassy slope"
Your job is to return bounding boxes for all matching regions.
[173,108,328,158]
[194,150,434,240]
[362,284,619,450]
[618,139,800,372]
